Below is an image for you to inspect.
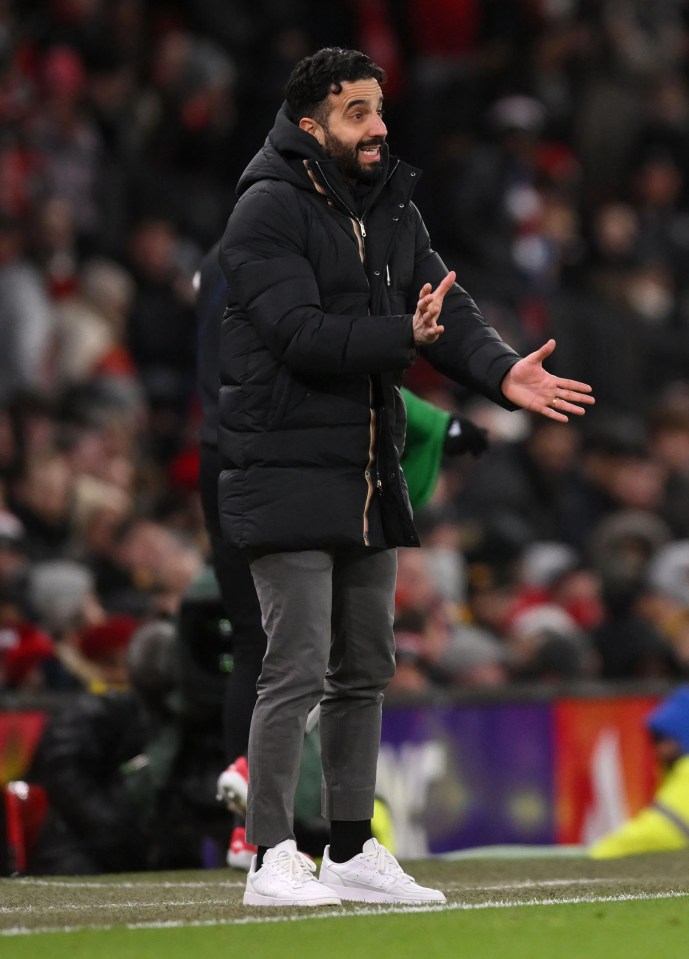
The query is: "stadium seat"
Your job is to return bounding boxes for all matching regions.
[3,781,48,876]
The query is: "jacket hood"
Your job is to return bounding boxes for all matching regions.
[236,102,325,197]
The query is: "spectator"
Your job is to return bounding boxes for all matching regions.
[0,619,60,693]
[28,619,229,874]
[28,46,105,250]
[641,541,689,673]
[0,509,30,599]
[7,452,76,561]
[0,217,55,403]
[75,613,140,691]
[506,603,598,684]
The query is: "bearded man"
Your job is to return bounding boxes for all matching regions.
[217,47,594,907]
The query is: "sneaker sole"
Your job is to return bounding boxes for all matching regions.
[318,880,446,905]
[243,890,342,907]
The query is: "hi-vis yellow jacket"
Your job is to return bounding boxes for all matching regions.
[589,755,689,858]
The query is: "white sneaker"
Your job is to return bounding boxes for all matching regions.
[243,839,342,907]
[319,838,446,904]
[216,757,249,814]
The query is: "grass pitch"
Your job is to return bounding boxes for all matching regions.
[2,849,689,959]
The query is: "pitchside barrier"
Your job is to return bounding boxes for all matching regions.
[0,682,672,861]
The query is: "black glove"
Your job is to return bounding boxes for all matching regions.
[443,416,489,457]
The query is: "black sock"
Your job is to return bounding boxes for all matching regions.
[256,845,268,868]
[329,820,373,863]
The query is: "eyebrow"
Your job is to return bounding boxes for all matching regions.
[344,97,384,111]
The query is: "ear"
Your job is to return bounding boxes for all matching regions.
[299,117,325,147]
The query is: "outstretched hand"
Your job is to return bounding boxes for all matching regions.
[412,271,456,345]
[501,339,595,421]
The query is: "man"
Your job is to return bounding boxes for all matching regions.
[196,239,487,784]
[589,686,689,858]
[28,620,229,874]
[197,239,488,869]
[217,47,594,907]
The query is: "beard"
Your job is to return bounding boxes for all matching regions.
[322,127,386,184]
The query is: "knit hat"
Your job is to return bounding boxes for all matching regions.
[510,603,582,644]
[78,614,139,663]
[28,560,96,633]
[0,510,26,551]
[126,619,179,702]
[438,624,508,675]
[646,687,689,755]
[647,541,689,606]
[520,541,579,589]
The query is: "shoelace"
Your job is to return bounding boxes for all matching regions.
[273,849,317,884]
[365,843,408,878]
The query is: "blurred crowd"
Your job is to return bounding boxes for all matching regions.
[3,0,689,697]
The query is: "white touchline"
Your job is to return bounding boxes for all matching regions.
[0,899,231,914]
[456,878,644,891]
[12,878,245,889]
[1,888,688,936]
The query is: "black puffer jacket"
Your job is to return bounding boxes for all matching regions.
[218,103,520,551]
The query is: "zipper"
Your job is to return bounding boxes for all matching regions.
[312,163,373,542]
[311,158,402,262]
[313,161,362,224]
[313,161,368,258]
[363,381,377,546]
[308,159,405,545]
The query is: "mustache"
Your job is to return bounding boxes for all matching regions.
[358,137,386,148]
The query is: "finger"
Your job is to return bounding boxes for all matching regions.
[528,338,557,363]
[433,270,456,302]
[419,282,432,299]
[543,404,569,423]
[555,379,595,396]
[553,399,589,416]
[555,389,596,406]
[539,403,568,423]
[420,319,444,339]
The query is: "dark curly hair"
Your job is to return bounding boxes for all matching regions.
[285,47,386,124]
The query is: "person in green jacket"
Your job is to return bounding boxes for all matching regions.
[400,387,487,509]
[589,686,689,858]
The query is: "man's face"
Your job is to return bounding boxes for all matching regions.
[309,78,387,184]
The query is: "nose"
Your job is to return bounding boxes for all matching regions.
[370,113,387,138]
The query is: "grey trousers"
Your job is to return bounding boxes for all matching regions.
[245,546,398,847]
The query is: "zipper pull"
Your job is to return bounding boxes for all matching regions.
[376,478,383,494]
[359,220,366,238]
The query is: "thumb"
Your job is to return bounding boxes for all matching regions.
[529,338,557,364]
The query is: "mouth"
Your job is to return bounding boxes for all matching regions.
[358,142,383,162]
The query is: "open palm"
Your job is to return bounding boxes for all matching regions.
[501,339,595,421]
